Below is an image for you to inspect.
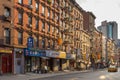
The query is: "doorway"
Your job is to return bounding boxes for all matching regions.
[2,54,12,73]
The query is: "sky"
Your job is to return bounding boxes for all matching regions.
[76,0,120,38]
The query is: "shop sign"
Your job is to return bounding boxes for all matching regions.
[40,51,46,57]
[24,48,46,57]
[0,49,12,53]
[27,36,34,48]
[59,51,66,58]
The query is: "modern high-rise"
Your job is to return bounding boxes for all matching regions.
[97,20,118,44]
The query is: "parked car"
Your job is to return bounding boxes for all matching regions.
[108,64,118,72]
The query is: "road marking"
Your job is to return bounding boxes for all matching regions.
[99,75,106,79]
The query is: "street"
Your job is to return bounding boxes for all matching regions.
[32,69,120,80]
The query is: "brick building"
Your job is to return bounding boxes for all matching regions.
[0,0,84,74]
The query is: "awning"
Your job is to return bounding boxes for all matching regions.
[66,53,76,60]
[46,50,59,58]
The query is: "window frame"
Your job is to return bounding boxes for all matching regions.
[18,0,23,4]
[42,38,45,48]
[4,28,11,44]
[28,0,32,5]
[35,19,39,30]
[28,16,32,27]
[18,12,23,25]
[18,31,23,45]
[4,7,11,17]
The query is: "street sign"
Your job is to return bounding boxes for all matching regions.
[27,36,34,48]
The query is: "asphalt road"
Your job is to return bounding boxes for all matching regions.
[32,69,120,80]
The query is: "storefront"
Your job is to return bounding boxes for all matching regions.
[59,51,67,70]
[24,48,46,73]
[66,53,73,69]
[46,50,66,71]
[13,48,24,74]
[67,54,76,70]
[0,47,13,74]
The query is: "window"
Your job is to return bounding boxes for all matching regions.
[52,26,54,33]
[4,7,11,17]
[42,21,45,30]
[56,0,59,7]
[48,40,50,49]
[52,40,55,49]
[28,16,32,27]
[47,23,50,32]
[4,28,10,44]
[18,31,23,44]
[56,28,58,34]
[34,36,39,47]
[35,2,39,12]
[52,11,55,19]
[42,38,45,48]
[47,8,50,17]
[35,19,39,30]
[28,0,32,5]
[18,0,23,4]
[42,5,45,14]
[56,14,59,22]
[18,12,23,25]
[52,0,54,5]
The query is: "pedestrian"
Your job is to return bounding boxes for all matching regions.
[44,65,48,73]
[41,63,45,74]
[0,69,2,76]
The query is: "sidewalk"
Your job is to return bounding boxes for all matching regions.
[0,70,90,80]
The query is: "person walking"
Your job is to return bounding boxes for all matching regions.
[44,65,48,73]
